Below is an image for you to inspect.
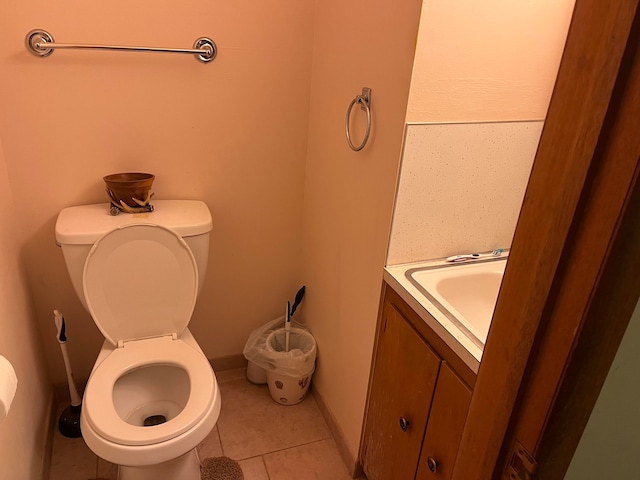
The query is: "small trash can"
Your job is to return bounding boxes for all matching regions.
[265,328,316,405]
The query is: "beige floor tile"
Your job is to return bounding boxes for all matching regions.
[49,377,353,479]
[263,439,352,480]
[215,367,248,384]
[197,425,224,458]
[239,456,270,480]
[217,378,331,460]
[48,435,97,480]
[96,457,118,480]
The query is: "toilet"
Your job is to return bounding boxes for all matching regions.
[55,200,221,480]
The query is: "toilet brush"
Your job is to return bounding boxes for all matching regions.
[285,301,291,352]
[53,310,83,438]
[284,286,305,353]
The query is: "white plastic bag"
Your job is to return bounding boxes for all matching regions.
[243,316,317,377]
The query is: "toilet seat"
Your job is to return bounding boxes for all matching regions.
[82,224,198,346]
[83,335,216,446]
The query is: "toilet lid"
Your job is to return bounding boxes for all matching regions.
[83,224,198,345]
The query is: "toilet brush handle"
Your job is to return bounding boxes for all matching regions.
[285,301,291,352]
[53,310,82,407]
[60,343,82,407]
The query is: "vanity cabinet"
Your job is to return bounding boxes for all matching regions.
[360,284,475,480]
[415,362,472,480]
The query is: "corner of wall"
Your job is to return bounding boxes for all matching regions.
[0,136,53,479]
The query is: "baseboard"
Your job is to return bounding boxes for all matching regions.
[311,384,363,478]
[41,389,55,480]
[208,353,247,372]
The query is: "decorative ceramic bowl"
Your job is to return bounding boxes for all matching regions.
[103,173,154,208]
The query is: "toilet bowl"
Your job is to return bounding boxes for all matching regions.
[55,201,220,480]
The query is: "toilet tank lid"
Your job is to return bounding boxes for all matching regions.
[55,200,212,245]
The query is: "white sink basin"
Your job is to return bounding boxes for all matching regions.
[406,259,506,346]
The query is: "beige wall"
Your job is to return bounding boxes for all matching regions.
[301,0,423,462]
[0,137,51,479]
[407,0,575,122]
[0,0,314,383]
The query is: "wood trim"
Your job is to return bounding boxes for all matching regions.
[496,12,640,473]
[533,18,640,477]
[451,1,640,479]
[537,160,640,474]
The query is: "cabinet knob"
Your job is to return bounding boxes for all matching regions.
[427,457,439,473]
[399,417,410,432]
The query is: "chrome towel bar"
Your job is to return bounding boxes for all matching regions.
[345,87,372,151]
[25,29,217,63]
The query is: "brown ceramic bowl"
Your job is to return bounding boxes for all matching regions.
[103,172,155,207]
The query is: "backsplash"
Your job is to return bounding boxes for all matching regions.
[386,121,543,265]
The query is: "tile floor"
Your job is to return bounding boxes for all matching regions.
[48,368,358,480]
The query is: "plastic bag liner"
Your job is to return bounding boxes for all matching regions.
[243,316,317,377]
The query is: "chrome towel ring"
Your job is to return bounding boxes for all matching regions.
[345,87,372,151]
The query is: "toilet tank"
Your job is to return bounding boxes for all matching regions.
[55,200,212,310]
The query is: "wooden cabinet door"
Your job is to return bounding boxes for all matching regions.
[362,303,441,480]
[416,362,472,480]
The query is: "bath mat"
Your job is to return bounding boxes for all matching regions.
[201,456,244,480]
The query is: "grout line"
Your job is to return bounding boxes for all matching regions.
[216,426,225,457]
[254,437,333,460]
[261,455,271,480]
[233,453,272,479]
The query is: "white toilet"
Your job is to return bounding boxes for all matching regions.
[55,200,221,480]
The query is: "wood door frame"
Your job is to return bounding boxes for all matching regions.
[451,1,640,479]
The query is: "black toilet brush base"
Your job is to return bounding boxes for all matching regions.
[58,404,82,438]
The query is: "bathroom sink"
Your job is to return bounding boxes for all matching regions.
[406,259,506,346]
